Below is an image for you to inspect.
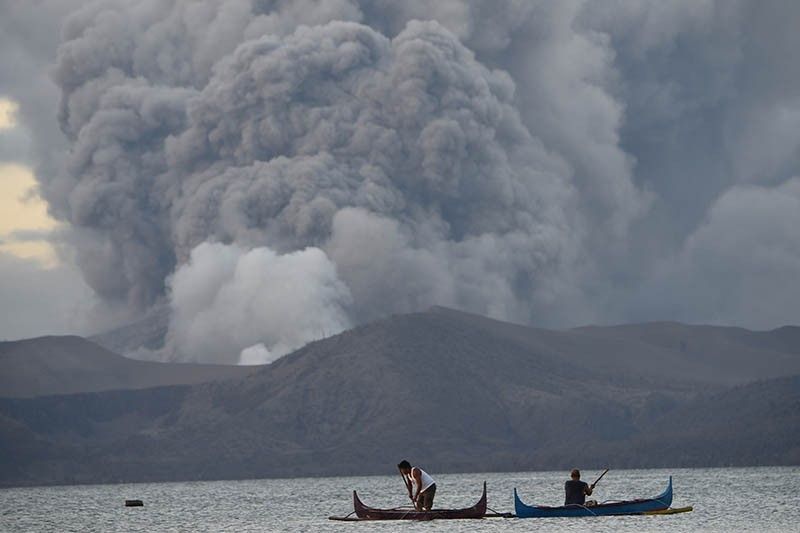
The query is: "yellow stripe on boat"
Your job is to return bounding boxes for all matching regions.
[644,506,693,515]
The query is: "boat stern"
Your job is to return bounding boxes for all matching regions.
[654,476,674,509]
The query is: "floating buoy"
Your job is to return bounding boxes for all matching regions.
[125,500,144,507]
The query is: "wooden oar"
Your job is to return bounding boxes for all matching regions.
[591,468,610,488]
[398,469,416,508]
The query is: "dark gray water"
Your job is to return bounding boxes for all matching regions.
[1,467,797,532]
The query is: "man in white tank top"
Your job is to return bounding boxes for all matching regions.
[397,460,436,511]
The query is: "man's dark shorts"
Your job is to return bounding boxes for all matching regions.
[418,484,436,510]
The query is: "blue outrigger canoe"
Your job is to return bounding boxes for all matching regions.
[514,477,673,518]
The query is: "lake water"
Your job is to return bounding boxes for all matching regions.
[1,467,797,532]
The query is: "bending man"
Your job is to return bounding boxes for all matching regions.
[398,460,436,511]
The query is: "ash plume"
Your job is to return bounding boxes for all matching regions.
[3,0,800,354]
[49,4,592,362]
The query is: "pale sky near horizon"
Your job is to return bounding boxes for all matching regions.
[1,98,93,340]
[0,97,59,267]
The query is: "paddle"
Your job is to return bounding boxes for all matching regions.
[399,468,416,509]
[591,468,610,489]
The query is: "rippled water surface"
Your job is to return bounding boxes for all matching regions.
[2,467,798,532]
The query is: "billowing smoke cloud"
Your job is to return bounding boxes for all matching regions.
[639,178,800,329]
[3,0,800,357]
[48,4,591,361]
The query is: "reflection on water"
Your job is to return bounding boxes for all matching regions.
[1,467,797,532]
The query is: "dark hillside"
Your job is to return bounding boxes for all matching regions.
[2,308,798,486]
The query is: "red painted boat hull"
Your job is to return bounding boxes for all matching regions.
[353,482,487,520]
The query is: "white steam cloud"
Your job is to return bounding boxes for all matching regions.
[164,242,351,364]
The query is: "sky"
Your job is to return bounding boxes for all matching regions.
[1,0,799,363]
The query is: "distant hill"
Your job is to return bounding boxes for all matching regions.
[1,308,798,486]
[572,321,800,384]
[0,336,255,398]
[88,304,800,385]
[88,305,169,355]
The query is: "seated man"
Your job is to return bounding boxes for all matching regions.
[564,468,594,505]
[398,460,437,511]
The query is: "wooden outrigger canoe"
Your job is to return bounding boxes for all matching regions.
[330,482,487,521]
[514,477,674,518]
